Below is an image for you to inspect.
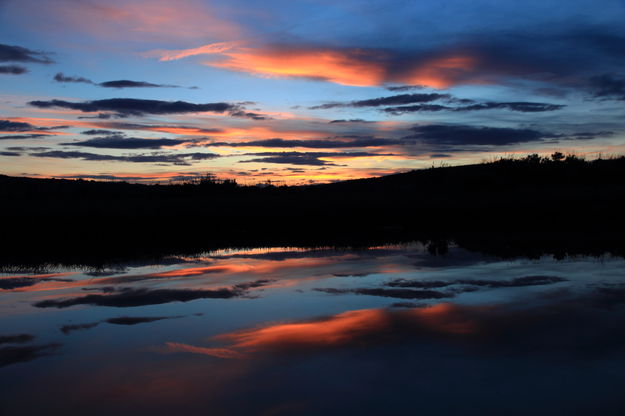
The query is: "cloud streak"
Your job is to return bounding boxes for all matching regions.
[405,124,559,146]
[150,43,486,88]
[240,151,393,166]
[29,98,238,118]
[0,65,27,75]
[61,135,193,149]
[54,72,181,89]
[35,287,246,308]
[30,150,219,165]
[0,43,53,64]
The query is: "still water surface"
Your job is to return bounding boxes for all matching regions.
[2,243,625,415]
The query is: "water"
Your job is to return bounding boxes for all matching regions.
[2,243,625,415]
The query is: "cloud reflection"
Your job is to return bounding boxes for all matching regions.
[164,303,486,359]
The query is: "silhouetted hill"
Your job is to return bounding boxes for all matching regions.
[2,155,625,267]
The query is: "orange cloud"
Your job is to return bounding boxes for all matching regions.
[151,42,484,88]
[207,47,387,87]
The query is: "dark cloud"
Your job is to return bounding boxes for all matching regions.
[87,122,223,134]
[385,280,451,289]
[61,135,191,149]
[328,119,372,124]
[456,102,565,112]
[6,146,50,151]
[240,151,390,166]
[54,72,94,84]
[28,98,239,117]
[60,314,192,334]
[456,276,568,288]
[316,276,567,301]
[205,137,396,149]
[0,43,53,64]
[0,276,74,290]
[383,104,451,114]
[35,287,245,308]
[332,272,371,277]
[54,73,181,89]
[386,85,425,91]
[78,113,113,119]
[241,154,336,166]
[0,344,60,368]
[387,275,567,289]
[60,322,100,335]
[0,120,69,138]
[311,93,451,109]
[105,316,180,325]
[315,287,452,299]
[405,124,558,146]
[0,65,27,75]
[95,268,230,285]
[390,302,424,308]
[233,279,275,290]
[383,101,564,114]
[0,151,20,156]
[0,134,48,140]
[55,173,205,182]
[589,73,625,100]
[567,131,614,140]
[0,334,35,345]
[30,150,219,165]
[312,91,562,114]
[0,120,39,132]
[99,80,178,89]
[228,110,270,120]
[81,129,118,135]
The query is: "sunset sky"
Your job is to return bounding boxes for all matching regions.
[1,0,625,184]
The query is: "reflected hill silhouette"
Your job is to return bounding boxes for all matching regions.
[2,154,625,268]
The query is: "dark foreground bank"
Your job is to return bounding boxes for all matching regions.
[2,155,625,267]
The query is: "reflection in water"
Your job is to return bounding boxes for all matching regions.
[165,303,484,359]
[1,243,625,415]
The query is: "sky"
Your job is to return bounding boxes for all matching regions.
[1,0,625,184]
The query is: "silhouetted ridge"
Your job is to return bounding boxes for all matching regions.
[2,155,625,267]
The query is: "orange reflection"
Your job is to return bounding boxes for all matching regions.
[164,304,485,359]
[0,272,76,292]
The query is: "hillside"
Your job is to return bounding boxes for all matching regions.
[2,155,625,266]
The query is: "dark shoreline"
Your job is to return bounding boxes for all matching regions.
[3,156,625,268]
